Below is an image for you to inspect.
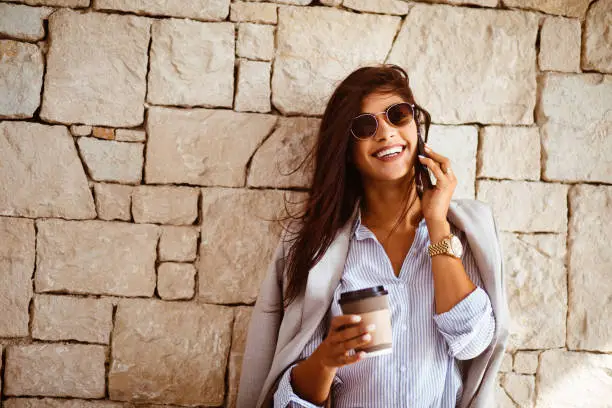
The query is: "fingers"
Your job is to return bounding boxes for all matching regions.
[330,314,361,332]
[418,145,456,186]
[331,323,375,345]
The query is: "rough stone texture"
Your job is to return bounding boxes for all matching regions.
[198,188,288,303]
[77,137,144,184]
[583,0,612,73]
[4,399,127,408]
[343,0,409,14]
[36,219,159,296]
[501,373,535,408]
[536,350,612,407]
[92,126,115,140]
[0,3,53,41]
[387,5,538,125]
[94,183,133,221]
[0,217,34,337]
[538,73,612,183]
[514,351,539,374]
[495,378,519,408]
[159,226,199,262]
[539,16,581,73]
[477,126,540,180]
[148,19,234,108]
[476,180,568,232]
[9,0,88,6]
[273,6,401,115]
[426,125,478,199]
[227,306,253,408]
[503,0,592,18]
[235,59,272,113]
[230,1,277,24]
[70,124,92,136]
[500,352,513,373]
[95,0,230,20]
[109,299,233,405]
[248,117,319,188]
[4,344,106,398]
[40,10,150,127]
[32,295,113,344]
[423,0,498,5]
[146,107,277,186]
[567,184,612,352]
[500,232,567,350]
[0,122,96,219]
[157,262,196,300]
[0,40,44,118]
[320,0,342,5]
[115,128,146,142]
[132,185,199,225]
[237,23,275,61]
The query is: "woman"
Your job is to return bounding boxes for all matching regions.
[237,65,509,408]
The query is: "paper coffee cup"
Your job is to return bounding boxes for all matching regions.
[339,286,393,357]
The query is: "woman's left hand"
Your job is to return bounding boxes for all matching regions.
[417,144,457,223]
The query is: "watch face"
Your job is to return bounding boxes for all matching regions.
[450,235,463,258]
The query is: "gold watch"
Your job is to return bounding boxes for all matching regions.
[428,233,463,259]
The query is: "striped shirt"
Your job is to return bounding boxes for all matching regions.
[274,210,496,408]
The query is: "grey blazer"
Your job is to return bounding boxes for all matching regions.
[237,198,509,408]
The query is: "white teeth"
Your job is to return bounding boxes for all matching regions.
[375,146,403,158]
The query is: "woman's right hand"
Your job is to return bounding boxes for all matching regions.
[310,314,376,369]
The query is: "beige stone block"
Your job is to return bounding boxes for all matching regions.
[388,5,537,125]
[4,399,127,408]
[0,3,53,41]
[95,0,230,20]
[108,299,233,405]
[146,107,277,186]
[115,128,146,142]
[40,10,150,127]
[0,217,34,337]
[539,16,581,72]
[9,1,88,6]
[426,125,478,199]
[36,219,159,296]
[536,350,612,407]
[0,40,44,119]
[92,126,115,140]
[132,185,199,225]
[235,59,272,113]
[198,188,287,303]
[148,19,234,108]
[503,0,591,18]
[159,226,199,262]
[273,6,400,115]
[94,183,133,221]
[32,295,113,344]
[70,124,92,136]
[0,122,96,219]
[500,352,513,373]
[320,0,342,5]
[501,232,567,350]
[77,137,144,184]
[237,23,275,61]
[343,0,409,14]
[230,2,277,24]
[583,0,612,73]
[416,0,498,6]
[157,263,196,300]
[4,344,106,397]
[477,126,540,180]
[501,373,535,408]
[228,306,253,408]
[538,73,612,183]
[567,185,612,352]
[248,117,319,188]
[495,376,519,408]
[513,350,539,374]
[477,180,568,232]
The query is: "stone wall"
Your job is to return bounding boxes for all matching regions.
[0,0,611,407]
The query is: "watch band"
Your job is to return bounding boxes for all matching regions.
[428,233,454,257]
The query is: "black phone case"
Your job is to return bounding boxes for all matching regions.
[415,117,435,194]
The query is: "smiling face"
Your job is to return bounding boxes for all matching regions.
[350,92,419,186]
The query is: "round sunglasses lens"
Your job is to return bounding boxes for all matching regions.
[351,115,377,139]
[388,103,413,126]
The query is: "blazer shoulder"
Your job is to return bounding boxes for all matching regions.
[452,198,494,219]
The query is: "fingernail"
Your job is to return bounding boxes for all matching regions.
[358,351,367,358]
[418,154,425,160]
[362,334,371,341]
[366,324,376,331]
[424,144,432,151]
[351,315,361,323]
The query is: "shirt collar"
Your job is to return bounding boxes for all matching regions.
[350,202,427,242]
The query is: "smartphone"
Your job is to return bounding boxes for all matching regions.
[415,119,435,194]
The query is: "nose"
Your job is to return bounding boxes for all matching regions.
[375,113,396,141]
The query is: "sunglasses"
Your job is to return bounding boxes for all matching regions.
[350,102,416,140]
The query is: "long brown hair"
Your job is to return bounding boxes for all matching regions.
[281,64,432,308]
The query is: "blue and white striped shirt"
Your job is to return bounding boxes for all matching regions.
[274,211,496,408]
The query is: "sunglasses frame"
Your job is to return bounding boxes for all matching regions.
[350,102,416,140]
